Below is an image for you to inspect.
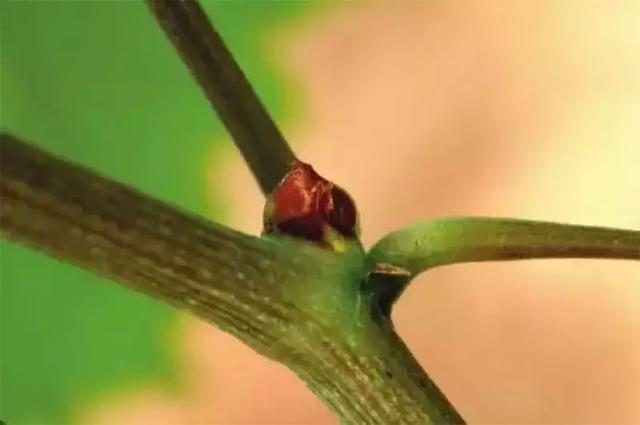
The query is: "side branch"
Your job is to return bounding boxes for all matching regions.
[370,217,640,276]
[0,133,306,356]
[146,0,295,194]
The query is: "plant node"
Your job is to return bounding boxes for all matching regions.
[263,160,360,252]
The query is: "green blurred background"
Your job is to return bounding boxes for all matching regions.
[1,2,313,423]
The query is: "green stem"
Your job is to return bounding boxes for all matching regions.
[1,133,464,424]
[145,0,295,194]
[370,217,640,276]
[0,133,302,356]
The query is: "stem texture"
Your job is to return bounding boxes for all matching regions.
[1,133,464,424]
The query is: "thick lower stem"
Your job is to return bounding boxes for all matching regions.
[1,133,464,424]
[281,310,465,424]
[0,133,309,358]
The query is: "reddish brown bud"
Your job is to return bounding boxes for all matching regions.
[263,160,359,248]
[326,185,358,238]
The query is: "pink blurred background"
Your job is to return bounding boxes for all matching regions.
[83,2,640,424]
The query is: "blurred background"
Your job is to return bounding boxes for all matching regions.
[1,1,639,424]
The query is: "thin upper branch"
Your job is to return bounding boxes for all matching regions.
[370,217,640,276]
[145,0,296,194]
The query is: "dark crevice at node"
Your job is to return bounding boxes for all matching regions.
[364,265,412,325]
